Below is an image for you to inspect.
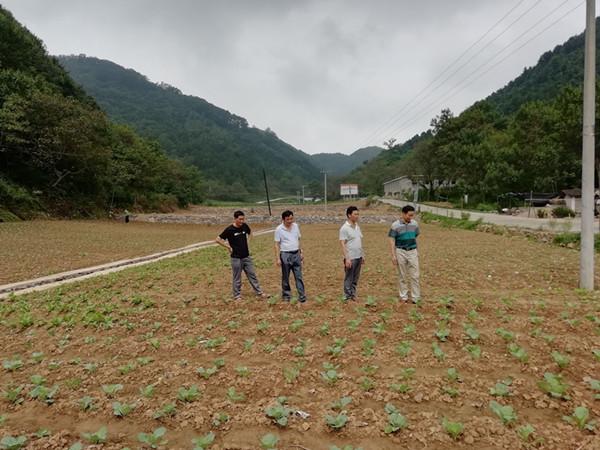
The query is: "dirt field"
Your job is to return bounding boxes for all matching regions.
[1,205,599,449]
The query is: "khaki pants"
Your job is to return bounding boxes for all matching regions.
[395,247,420,301]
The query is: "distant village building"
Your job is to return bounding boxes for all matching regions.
[383,176,456,200]
[383,176,414,198]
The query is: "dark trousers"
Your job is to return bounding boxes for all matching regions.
[280,251,306,301]
[343,257,363,300]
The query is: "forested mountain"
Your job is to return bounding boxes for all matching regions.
[343,18,600,204]
[58,56,321,201]
[309,146,382,175]
[0,6,204,219]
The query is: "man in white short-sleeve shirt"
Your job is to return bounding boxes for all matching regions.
[274,210,306,303]
[339,206,365,302]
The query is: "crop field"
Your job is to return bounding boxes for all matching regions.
[1,212,600,449]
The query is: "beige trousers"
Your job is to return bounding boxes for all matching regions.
[395,247,420,301]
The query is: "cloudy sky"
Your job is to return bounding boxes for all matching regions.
[1,0,589,155]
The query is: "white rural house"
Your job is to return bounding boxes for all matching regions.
[383,176,415,198]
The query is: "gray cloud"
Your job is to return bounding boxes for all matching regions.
[2,0,587,154]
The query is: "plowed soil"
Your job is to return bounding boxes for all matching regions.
[0,203,599,450]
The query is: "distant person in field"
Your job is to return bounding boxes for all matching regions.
[339,206,364,302]
[124,209,130,223]
[216,210,270,301]
[274,210,307,303]
[388,204,421,303]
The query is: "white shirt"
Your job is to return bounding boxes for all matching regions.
[274,222,301,252]
[339,221,364,259]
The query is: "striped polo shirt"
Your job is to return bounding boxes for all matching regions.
[388,219,419,249]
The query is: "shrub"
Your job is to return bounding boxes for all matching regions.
[552,206,576,218]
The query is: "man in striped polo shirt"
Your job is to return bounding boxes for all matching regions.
[388,205,420,303]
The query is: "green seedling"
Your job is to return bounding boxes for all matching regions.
[102,384,123,398]
[333,337,348,347]
[331,396,351,411]
[327,345,343,357]
[372,322,387,335]
[113,401,136,417]
[243,338,255,351]
[465,327,480,340]
[508,343,530,363]
[176,385,201,402]
[390,383,412,393]
[2,384,24,405]
[266,403,292,426]
[191,432,215,450]
[446,368,460,382]
[365,296,376,307]
[84,363,99,373]
[321,368,339,384]
[563,406,596,431]
[490,380,513,397]
[284,367,300,384]
[154,401,177,419]
[403,324,416,334]
[30,385,58,403]
[361,377,376,391]
[197,366,218,379]
[385,412,408,434]
[442,416,465,440]
[260,433,280,449]
[588,379,600,400]
[318,322,330,335]
[289,319,305,332]
[398,367,415,379]
[81,427,107,444]
[551,351,571,368]
[326,413,348,429]
[362,339,376,356]
[30,352,44,364]
[361,365,378,375]
[34,429,51,438]
[226,386,244,402]
[489,401,517,425]
[538,372,570,400]
[292,345,305,357]
[463,344,481,358]
[495,327,514,342]
[257,321,270,332]
[431,342,447,361]
[138,427,168,449]
[140,384,157,398]
[0,414,7,425]
[3,356,23,372]
[236,366,252,377]
[213,357,225,368]
[117,363,136,374]
[442,387,459,397]
[395,340,413,357]
[74,396,98,411]
[212,412,230,426]
[137,357,153,366]
[435,326,450,342]
[592,349,600,361]
[518,424,544,446]
[264,344,275,353]
[0,436,27,450]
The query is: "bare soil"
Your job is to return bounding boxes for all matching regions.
[1,204,599,450]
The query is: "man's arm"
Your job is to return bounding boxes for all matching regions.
[389,236,397,265]
[274,240,281,267]
[216,236,233,254]
[340,239,351,268]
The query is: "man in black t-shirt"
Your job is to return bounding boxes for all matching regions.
[216,210,270,301]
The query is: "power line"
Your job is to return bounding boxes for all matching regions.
[385,0,583,139]
[359,0,584,148]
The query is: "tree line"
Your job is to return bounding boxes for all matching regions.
[0,7,204,219]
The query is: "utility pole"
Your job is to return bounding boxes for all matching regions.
[580,0,595,290]
[301,185,306,203]
[321,171,330,212]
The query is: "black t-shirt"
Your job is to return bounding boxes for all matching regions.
[219,223,251,258]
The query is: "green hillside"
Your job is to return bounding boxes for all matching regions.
[309,146,382,175]
[0,6,204,219]
[58,55,321,201]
